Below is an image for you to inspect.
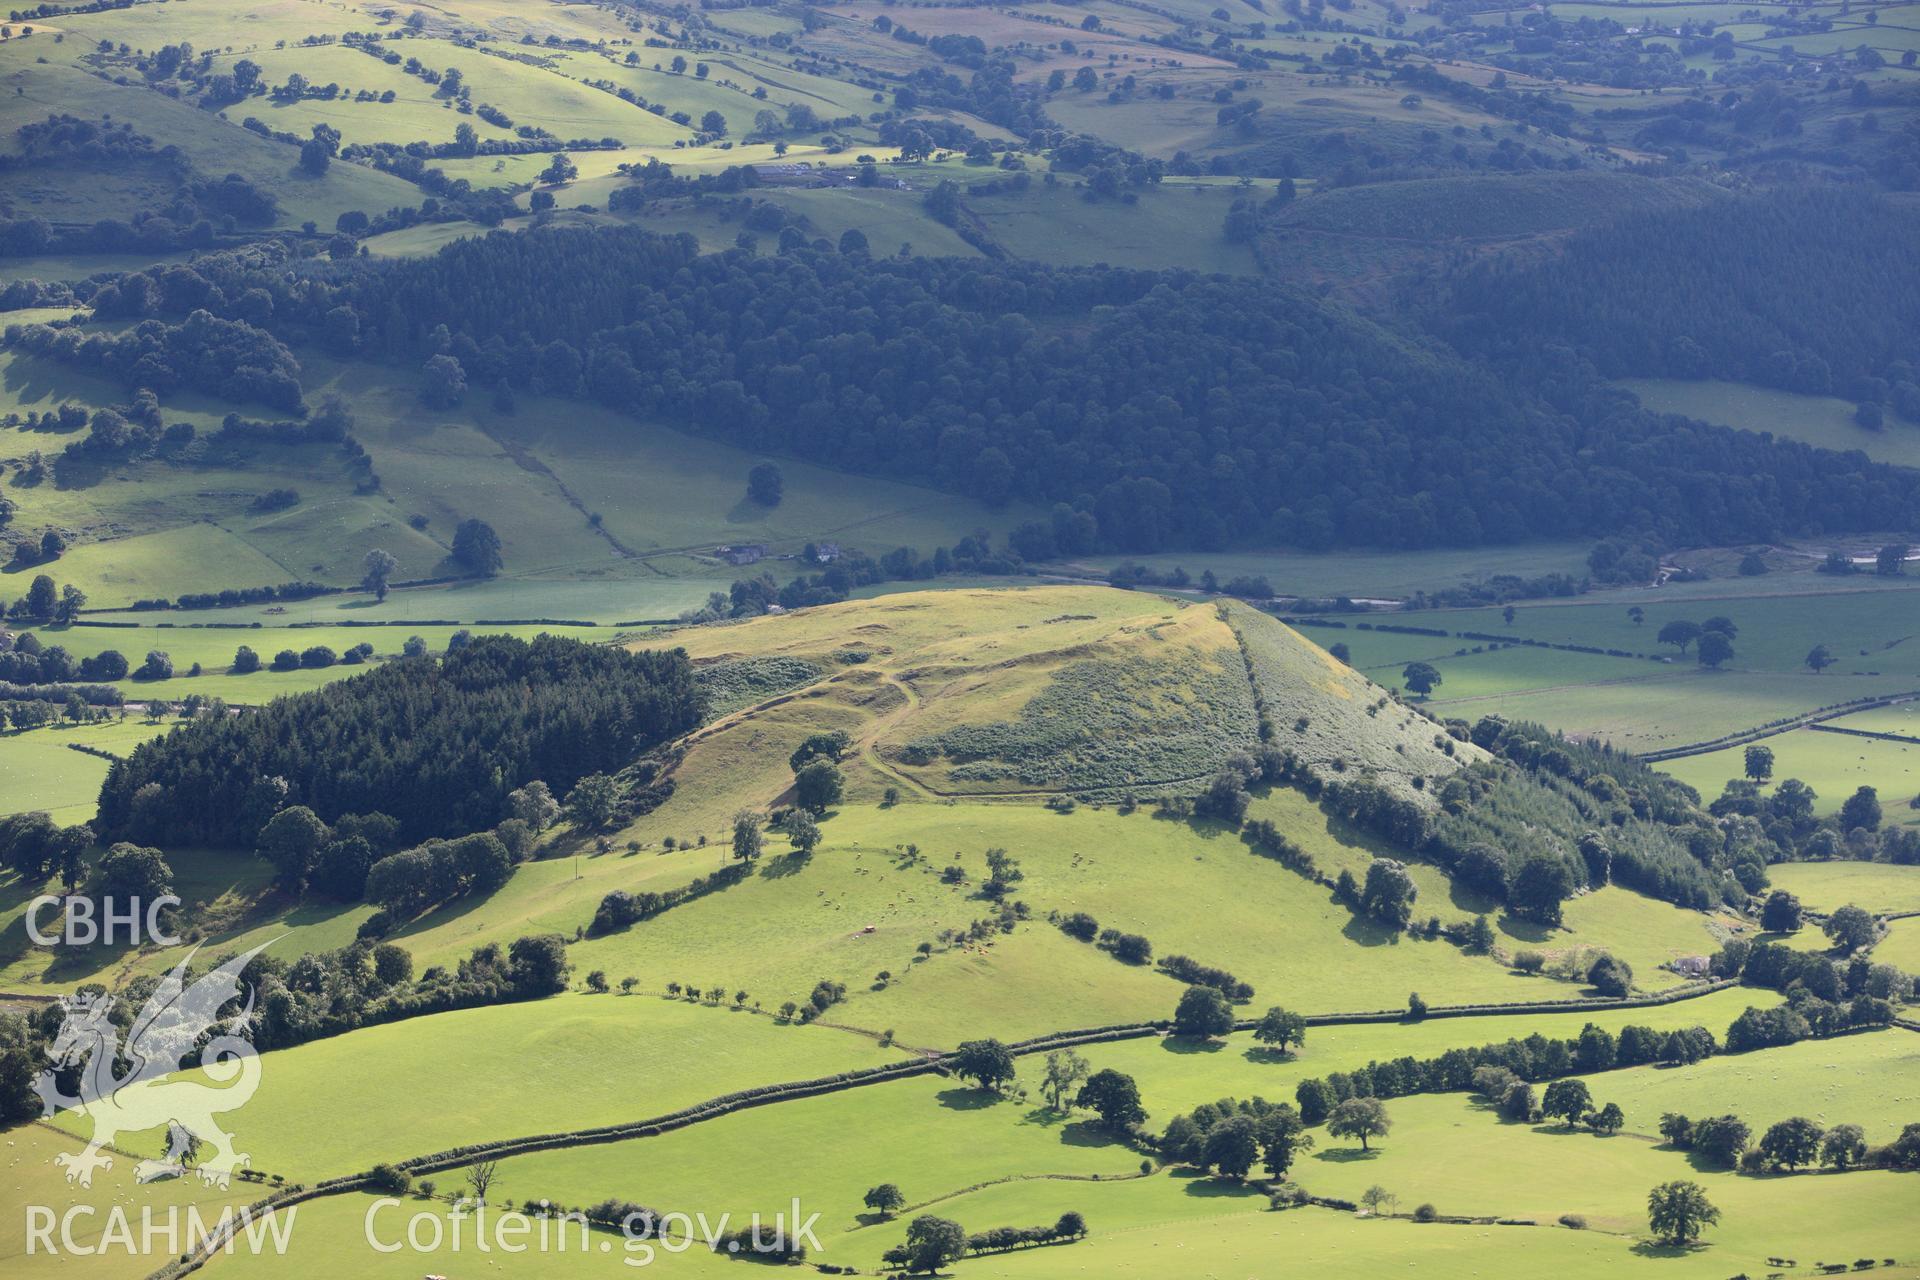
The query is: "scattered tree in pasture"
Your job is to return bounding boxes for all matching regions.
[1076,1068,1146,1131]
[1695,630,1734,669]
[1657,620,1702,654]
[465,1159,499,1205]
[1252,1006,1306,1054]
[1744,745,1774,782]
[1328,1097,1391,1151]
[1040,1049,1089,1111]
[950,1039,1016,1092]
[361,548,398,601]
[863,1183,906,1218]
[1542,1079,1593,1128]
[785,807,822,855]
[731,810,763,862]
[1172,985,1235,1039]
[1806,644,1836,673]
[1647,1181,1718,1245]
[747,462,784,507]
[1401,661,1441,697]
[452,518,502,575]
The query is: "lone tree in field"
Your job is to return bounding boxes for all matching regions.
[1040,1048,1089,1111]
[1401,661,1441,698]
[1696,630,1734,669]
[1252,1006,1306,1054]
[747,462,784,507]
[465,1158,500,1205]
[1806,643,1835,673]
[863,1183,906,1218]
[1173,985,1236,1039]
[1076,1068,1146,1131]
[1657,619,1702,655]
[731,810,763,862]
[1647,1180,1718,1246]
[1328,1097,1391,1151]
[784,807,822,855]
[950,1038,1016,1092]
[1743,744,1774,782]
[361,548,398,602]
[452,518,503,575]
[1542,1079,1593,1128]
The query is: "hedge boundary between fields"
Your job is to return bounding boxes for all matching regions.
[1639,691,1920,762]
[136,976,1755,1280]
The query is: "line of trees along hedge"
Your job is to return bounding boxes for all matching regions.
[92,227,1920,553]
[95,635,701,847]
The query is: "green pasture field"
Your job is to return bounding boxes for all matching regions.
[965,182,1258,274]
[1289,1090,1920,1259]
[1659,727,1920,821]
[296,349,1037,575]
[203,45,517,150]
[1437,669,1918,754]
[0,47,417,231]
[1875,917,1920,972]
[566,800,1720,1047]
[1621,378,1920,469]
[1827,701,1920,737]
[0,845,277,991]
[64,992,907,1181]
[752,185,987,260]
[0,717,168,824]
[1586,1027,1920,1141]
[1766,859,1920,914]
[4,1123,258,1280]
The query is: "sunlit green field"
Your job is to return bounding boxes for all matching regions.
[1621,377,1920,470]
[56,993,907,1181]
[1660,728,1920,821]
[1767,861,1920,915]
[0,718,170,824]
